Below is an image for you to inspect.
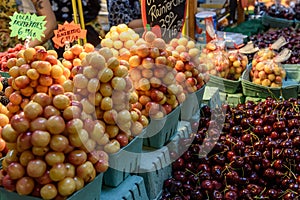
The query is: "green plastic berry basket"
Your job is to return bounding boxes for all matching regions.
[283,64,300,81]
[143,105,181,149]
[241,64,299,99]
[103,129,145,187]
[0,172,103,200]
[180,85,206,121]
[101,175,149,200]
[135,146,172,200]
[206,74,241,94]
[262,14,295,28]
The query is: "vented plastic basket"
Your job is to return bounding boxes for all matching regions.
[0,173,103,200]
[241,65,299,99]
[180,85,206,121]
[101,175,149,200]
[143,106,181,149]
[103,130,145,187]
[206,74,241,94]
[262,14,295,28]
[136,146,172,200]
[283,64,300,81]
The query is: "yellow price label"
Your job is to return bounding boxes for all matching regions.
[9,12,46,41]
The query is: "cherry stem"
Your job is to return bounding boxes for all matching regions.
[283,164,297,180]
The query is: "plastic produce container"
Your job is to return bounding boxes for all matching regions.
[241,65,299,99]
[101,175,149,200]
[283,64,300,81]
[262,14,294,28]
[143,106,181,149]
[167,121,193,156]
[0,173,104,200]
[206,74,241,94]
[180,85,206,121]
[136,146,172,200]
[202,86,221,108]
[103,130,145,187]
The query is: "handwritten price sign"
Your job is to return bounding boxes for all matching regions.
[141,0,187,42]
[52,21,87,48]
[9,12,46,41]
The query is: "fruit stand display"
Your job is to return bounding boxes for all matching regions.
[0,10,299,200]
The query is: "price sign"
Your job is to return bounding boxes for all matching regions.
[52,21,87,48]
[9,12,46,41]
[141,0,187,42]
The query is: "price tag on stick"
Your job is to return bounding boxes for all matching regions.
[9,12,46,41]
[52,21,87,48]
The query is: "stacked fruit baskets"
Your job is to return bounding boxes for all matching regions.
[0,19,299,200]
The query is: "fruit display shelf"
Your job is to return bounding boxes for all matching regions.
[101,175,149,200]
[103,129,145,187]
[143,106,181,149]
[0,172,103,200]
[262,14,295,28]
[135,146,172,200]
[241,65,299,99]
[180,85,206,121]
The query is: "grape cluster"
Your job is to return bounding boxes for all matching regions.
[162,98,300,200]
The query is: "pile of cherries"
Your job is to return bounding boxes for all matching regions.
[249,27,300,64]
[161,97,300,199]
